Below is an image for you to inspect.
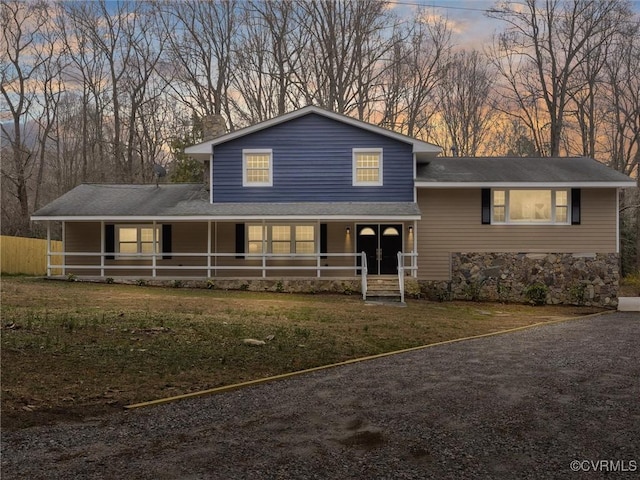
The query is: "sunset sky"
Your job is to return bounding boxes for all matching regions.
[388,0,640,47]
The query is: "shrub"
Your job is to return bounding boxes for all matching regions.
[496,280,512,303]
[435,289,450,302]
[105,277,114,284]
[136,279,147,287]
[524,282,549,306]
[568,282,587,305]
[463,279,485,302]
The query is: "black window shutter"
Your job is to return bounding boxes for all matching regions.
[235,223,245,259]
[105,224,115,260]
[571,188,581,225]
[162,225,172,259]
[320,223,328,259]
[481,189,491,224]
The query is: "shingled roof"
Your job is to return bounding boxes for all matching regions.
[416,157,635,187]
[31,183,420,220]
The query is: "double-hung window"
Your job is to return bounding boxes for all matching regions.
[116,225,160,255]
[353,148,383,186]
[247,224,316,255]
[491,189,570,225]
[243,149,273,187]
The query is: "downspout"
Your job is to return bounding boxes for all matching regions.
[209,148,214,205]
[616,188,620,254]
[412,153,417,203]
[412,153,418,278]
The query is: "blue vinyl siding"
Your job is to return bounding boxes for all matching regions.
[212,113,414,203]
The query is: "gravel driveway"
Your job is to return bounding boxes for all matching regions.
[2,312,639,479]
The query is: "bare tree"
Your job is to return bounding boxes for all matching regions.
[379,12,451,139]
[436,50,497,156]
[158,0,238,130]
[56,0,109,183]
[295,0,391,118]
[230,0,307,124]
[489,0,631,156]
[601,20,640,271]
[32,14,67,214]
[60,0,167,182]
[1,0,50,235]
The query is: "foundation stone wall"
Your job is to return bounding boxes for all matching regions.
[419,252,619,307]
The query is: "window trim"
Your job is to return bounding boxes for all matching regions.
[115,224,161,257]
[243,149,273,187]
[491,188,571,225]
[246,223,317,256]
[352,148,383,186]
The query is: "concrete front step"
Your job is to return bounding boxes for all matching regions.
[366,276,401,302]
[366,291,401,297]
[367,280,400,289]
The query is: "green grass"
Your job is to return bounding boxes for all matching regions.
[1,277,601,430]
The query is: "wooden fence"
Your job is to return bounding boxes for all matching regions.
[1,235,63,275]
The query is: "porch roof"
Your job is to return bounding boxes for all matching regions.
[31,183,421,221]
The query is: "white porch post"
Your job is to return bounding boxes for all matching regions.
[262,220,266,278]
[61,221,66,276]
[413,219,418,278]
[207,221,212,277]
[214,221,218,275]
[46,221,51,276]
[152,220,157,277]
[100,221,105,277]
[316,220,321,278]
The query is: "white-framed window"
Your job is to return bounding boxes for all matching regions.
[243,149,273,187]
[247,225,265,254]
[247,224,316,254]
[492,189,570,225]
[353,148,383,186]
[116,225,160,255]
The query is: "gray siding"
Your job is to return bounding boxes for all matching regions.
[212,113,414,203]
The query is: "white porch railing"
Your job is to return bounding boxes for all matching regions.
[398,251,405,303]
[361,251,368,300]
[45,251,371,279]
[397,251,418,303]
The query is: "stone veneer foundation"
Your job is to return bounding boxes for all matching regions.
[419,252,620,307]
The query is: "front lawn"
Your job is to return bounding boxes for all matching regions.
[1,277,601,430]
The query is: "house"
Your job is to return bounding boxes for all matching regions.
[32,106,636,305]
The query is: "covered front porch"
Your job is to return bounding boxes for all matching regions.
[43,219,418,281]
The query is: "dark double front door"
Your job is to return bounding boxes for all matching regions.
[356,224,403,275]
